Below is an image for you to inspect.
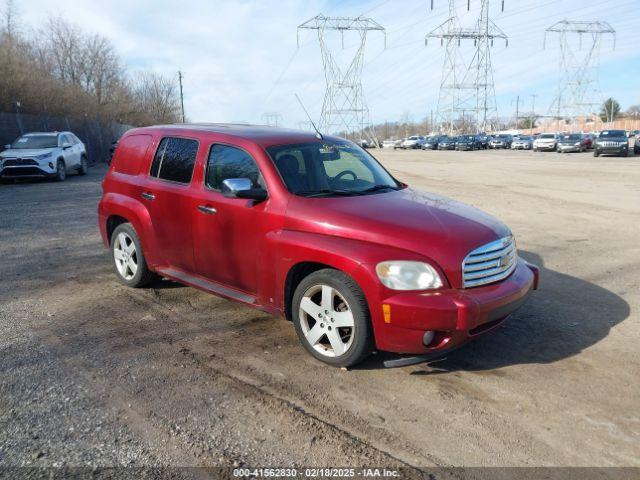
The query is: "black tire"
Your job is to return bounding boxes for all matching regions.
[78,155,88,175]
[55,159,66,181]
[593,151,600,157]
[110,223,158,288]
[292,269,374,367]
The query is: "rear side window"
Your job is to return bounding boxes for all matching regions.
[206,144,263,190]
[111,134,153,176]
[150,137,198,184]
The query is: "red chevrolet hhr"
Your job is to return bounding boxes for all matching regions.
[99,124,538,367]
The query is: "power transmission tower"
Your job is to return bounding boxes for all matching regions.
[262,112,283,127]
[297,15,385,143]
[427,0,507,134]
[544,20,616,128]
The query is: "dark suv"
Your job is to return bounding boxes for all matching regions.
[593,130,630,157]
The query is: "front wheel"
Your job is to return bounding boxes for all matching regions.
[292,269,374,367]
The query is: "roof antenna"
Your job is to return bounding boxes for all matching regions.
[295,93,323,140]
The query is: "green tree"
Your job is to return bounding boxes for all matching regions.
[600,98,621,122]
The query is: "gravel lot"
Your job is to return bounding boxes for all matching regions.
[1,148,638,476]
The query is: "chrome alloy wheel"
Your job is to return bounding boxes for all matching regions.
[113,232,138,280]
[299,284,355,357]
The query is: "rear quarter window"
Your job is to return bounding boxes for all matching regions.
[111,134,153,176]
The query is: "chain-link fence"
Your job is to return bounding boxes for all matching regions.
[0,112,132,165]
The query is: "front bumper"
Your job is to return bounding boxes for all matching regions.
[438,144,455,150]
[0,163,56,178]
[512,144,531,150]
[534,143,556,151]
[557,145,581,152]
[373,259,538,355]
[455,144,474,150]
[595,145,628,155]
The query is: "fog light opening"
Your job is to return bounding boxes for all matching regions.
[48,162,54,169]
[422,330,435,347]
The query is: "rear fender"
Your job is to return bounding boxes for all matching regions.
[98,193,161,268]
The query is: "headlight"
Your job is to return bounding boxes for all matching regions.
[376,261,443,290]
[35,153,52,160]
[574,142,581,146]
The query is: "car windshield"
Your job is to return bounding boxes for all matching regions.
[408,136,419,140]
[10,134,58,149]
[562,134,581,140]
[517,136,531,140]
[425,136,438,141]
[540,134,555,139]
[599,130,626,138]
[266,140,400,197]
[498,135,510,139]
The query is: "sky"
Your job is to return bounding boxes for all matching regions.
[18,0,640,129]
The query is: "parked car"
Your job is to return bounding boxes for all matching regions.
[0,131,87,181]
[400,136,425,149]
[477,134,491,149]
[455,135,481,151]
[533,133,558,152]
[557,133,588,153]
[437,136,457,150]
[421,136,441,150]
[511,135,533,150]
[98,124,538,367]
[593,130,630,157]
[489,134,512,149]
[381,139,396,149]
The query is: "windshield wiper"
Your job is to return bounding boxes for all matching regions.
[297,189,363,198]
[357,184,399,194]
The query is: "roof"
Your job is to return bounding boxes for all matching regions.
[131,123,329,148]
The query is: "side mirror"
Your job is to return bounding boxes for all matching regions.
[62,143,72,150]
[221,178,267,202]
[4,144,10,150]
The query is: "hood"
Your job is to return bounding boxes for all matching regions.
[284,188,510,288]
[0,148,57,158]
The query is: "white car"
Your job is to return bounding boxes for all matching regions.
[0,131,87,181]
[400,136,425,149]
[533,133,558,152]
[381,139,396,149]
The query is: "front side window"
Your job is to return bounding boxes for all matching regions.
[266,140,399,197]
[206,144,263,190]
[149,137,198,184]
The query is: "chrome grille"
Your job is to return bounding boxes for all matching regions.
[598,141,625,147]
[462,235,517,288]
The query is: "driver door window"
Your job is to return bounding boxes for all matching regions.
[206,144,264,190]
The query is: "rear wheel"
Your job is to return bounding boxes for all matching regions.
[55,159,66,181]
[110,223,157,287]
[292,269,373,367]
[78,155,88,175]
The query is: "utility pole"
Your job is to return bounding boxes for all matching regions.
[530,93,537,134]
[178,70,185,123]
[298,14,385,145]
[514,95,520,130]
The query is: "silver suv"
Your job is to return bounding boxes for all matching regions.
[0,131,87,181]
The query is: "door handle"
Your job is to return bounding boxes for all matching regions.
[141,192,155,200]
[197,205,217,215]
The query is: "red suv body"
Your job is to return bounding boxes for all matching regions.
[99,124,538,367]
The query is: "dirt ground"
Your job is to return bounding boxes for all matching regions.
[1,148,639,475]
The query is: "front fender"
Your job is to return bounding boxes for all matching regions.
[98,193,161,268]
[269,230,445,349]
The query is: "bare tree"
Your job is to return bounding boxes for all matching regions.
[132,72,182,124]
